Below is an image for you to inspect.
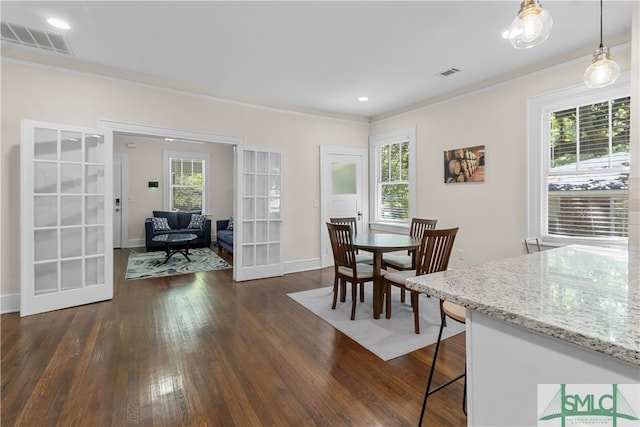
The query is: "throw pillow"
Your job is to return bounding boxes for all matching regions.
[187,214,206,229]
[152,217,171,231]
[226,217,234,231]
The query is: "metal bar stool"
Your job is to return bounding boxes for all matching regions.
[419,300,467,425]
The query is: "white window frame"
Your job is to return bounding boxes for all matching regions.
[369,126,416,232]
[526,73,630,248]
[163,150,211,214]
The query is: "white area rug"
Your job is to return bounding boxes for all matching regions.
[287,286,465,361]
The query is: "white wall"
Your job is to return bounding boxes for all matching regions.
[0,60,369,299]
[113,135,235,247]
[369,45,634,268]
[1,39,636,306]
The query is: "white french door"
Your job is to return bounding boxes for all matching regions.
[20,120,113,316]
[233,146,283,281]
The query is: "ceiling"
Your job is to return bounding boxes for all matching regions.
[1,1,634,121]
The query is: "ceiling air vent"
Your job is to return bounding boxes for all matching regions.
[1,21,72,55]
[434,67,460,78]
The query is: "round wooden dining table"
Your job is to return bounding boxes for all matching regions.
[352,233,421,319]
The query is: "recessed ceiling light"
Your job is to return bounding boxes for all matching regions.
[164,138,175,142]
[358,96,369,102]
[47,18,70,30]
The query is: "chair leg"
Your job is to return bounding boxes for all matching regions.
[359,283,364,302]
[331,276,338,309]
[411,291,420,334]
[419,316,445,426]
[462,366,467,416]
[385,283,392,319]
[350,282,358,320]
[418,314,467,425]
[340,278,346,302]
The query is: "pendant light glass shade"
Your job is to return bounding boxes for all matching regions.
[584,47,620,88]
[584,0,620,88]
[508,0,553,49]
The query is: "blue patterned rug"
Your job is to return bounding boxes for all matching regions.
[125,248,232,280]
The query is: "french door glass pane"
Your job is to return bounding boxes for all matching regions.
[85,134,104,163]
[85,196,104,224]
[34,262,58,294]
[61,164,83,193]
[62,196,82,226]
[61,260,83,290]
[61,228,83,258]
[34,163,57,193]
[34,196,57,227]
[85,165,104,193]
[85,226,104,256]
[61,131,82,162]
[34,128,57,160]
[269,243,280,264]
[85,257,104,286]
[34,229,57,261]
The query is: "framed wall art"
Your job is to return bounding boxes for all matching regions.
[444,145,485,183]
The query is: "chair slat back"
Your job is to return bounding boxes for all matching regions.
[409,218,438,240]
[415,228,459,276]
[326,222,357,268]
[329,217,358,235]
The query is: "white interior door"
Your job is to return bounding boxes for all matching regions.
[320,146,367,267]
[113,157,122,248]
[20,120,113,316]
[233,146,283,281]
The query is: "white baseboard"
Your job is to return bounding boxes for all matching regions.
[1,294,20,314]
[284,257,323,274]
[125,238,144,248]
[0,258,324,315]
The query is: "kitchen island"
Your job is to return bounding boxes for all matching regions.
[405,245,639,426]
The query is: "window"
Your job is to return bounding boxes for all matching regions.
[369,127,416,228]
[527,77,630,247]
[163,150,211,213]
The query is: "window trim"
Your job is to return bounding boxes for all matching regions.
[526,73,630,248]
[163,150,211,214]
[369,126,416,232]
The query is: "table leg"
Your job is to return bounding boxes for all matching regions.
[161,242,192,264]
[162,242,172,264]
[372,251,383,319]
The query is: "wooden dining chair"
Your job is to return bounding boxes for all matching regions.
[383,227,458,334]
[326,222,387,320]
[382,218,438,302]
[330,217,373,267]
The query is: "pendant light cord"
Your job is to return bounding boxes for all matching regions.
[599,0,604,49]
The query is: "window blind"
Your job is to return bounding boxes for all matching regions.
[547,96,630,239]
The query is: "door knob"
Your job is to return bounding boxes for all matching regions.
[357,211,362,219]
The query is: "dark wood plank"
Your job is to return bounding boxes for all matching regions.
[1,248,467,426]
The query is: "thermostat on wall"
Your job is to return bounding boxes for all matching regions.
[148,181,159,189]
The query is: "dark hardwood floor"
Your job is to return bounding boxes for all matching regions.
[1,248,467,426]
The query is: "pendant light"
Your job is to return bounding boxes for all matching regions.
[508,0,553,49]
[583,0,620,88]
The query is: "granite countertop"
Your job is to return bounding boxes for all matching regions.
[404,245,640,366]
